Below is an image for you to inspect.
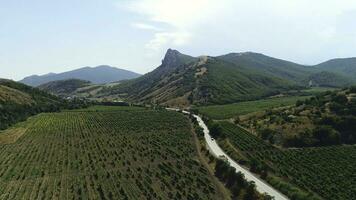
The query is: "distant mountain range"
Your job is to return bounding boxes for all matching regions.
[20,65,141,86]
[99,49,355,106]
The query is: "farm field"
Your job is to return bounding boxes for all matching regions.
[197,96,309,120]
[0,106,221,200]
[218,121,356,200]
[70,105,146,112]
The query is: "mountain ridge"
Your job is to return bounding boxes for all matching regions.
[20,65,141,86]
[100,49,355,106]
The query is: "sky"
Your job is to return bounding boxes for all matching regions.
[1,0,356,80]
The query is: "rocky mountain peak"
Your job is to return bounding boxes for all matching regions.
[162,49,182,67]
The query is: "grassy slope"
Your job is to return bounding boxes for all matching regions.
[38,79,91,96]
[0,85,34,105]
[197,96,309,119]
[0,79,67,130]
[218,52,315,83]
[195,59,298,105]
[315,57,356,79]
[0,106,223,199]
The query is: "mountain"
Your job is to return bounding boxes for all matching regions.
[20,65,141,86]
[104,49,304,106]
[315,57,356,80]
[102,49,356,106]
[217,52,316,83]
[306,71,353,88]
[38,79,91,96]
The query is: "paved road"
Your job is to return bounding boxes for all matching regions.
[167,108,289,200]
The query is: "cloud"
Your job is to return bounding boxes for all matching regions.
[145,31,191,51]
[120,0,221,51]
[119,0,356,61]
[131,23,162,31]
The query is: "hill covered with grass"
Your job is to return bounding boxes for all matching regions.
[100,49,354,106]
[0,79,87,130]
[38,79,91,96]
[315,57,356,80]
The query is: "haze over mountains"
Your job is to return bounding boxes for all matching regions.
[20,65,141,86]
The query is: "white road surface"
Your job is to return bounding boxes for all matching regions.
[167,108,288,200]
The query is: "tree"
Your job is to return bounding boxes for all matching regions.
[244,182,258,200]
[209,123,224,139]
[313,126,341,146]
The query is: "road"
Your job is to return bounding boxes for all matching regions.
[168,108,289,200]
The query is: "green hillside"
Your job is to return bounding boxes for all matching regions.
[307,71,354,87]
[198,58,298,104]
[315,57,356,79]
[38,79,91,96]
[104,50,304,106]
[218,52,315,83]
[0,79,86,130]
[98,49,355,107]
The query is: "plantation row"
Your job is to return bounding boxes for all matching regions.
[219,122,356,200]
[197,96,308,120]
[0,107,220,199]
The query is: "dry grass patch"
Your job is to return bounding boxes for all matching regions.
[0,127,27,144]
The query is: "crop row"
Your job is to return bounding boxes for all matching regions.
[219,122,356,200]
[0,108,219,199]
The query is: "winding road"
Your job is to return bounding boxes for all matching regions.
[168,108,288,200]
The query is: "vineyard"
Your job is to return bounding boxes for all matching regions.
[0,106,221,199]
[197,96,309,120]
[218,122,356,200]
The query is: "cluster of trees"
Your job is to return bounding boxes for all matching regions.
[287,87,356,147]
[284,87,356,147]
[205,119,225,139]
[215,159,272,200]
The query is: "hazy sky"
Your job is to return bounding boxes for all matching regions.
[1,0,356,80]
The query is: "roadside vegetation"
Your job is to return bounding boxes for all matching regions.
[214,122,355,200]
[190,115,273,200]
[195,87,356,200]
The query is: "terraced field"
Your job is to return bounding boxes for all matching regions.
[218,122,356,200]
[0,106,221,199]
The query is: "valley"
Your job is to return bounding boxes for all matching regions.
[3,2,356,199]
[1,49,356,200]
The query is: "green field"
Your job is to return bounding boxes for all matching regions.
[197,96,309,120]
[70,105,146,112]
[0,106,221,199]
[218,122,356,200]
